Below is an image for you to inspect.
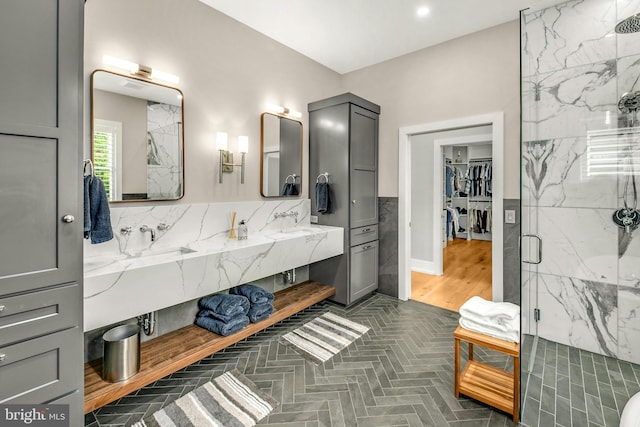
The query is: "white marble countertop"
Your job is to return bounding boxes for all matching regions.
[83,224,343,332]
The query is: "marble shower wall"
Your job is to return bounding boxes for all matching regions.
[147,103,182,198]
[521,0,640,365]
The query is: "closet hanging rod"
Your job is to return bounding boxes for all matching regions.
[316,172,329,183]
[469,158,492,163]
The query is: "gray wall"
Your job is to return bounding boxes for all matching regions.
[503,198,520,305]
[378,197,398,298]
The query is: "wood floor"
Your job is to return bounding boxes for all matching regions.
[412,238,492,312]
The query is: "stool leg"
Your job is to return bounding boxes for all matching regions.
[454,338,460,398]
[514,354,520,424]
[468,342,474,361]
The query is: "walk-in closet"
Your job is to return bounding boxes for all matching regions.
[412,139,493,312]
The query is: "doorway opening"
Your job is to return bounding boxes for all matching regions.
[410,130,494,311]
[398,113,504,306]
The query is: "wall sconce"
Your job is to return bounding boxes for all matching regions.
[266,103,302,119]
[217,132,248,184]
[103,55,180,85]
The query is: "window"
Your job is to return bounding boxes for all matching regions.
[93,119,123,200]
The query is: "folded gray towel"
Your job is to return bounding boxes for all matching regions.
[230,284,275,305]
[195,314,249,336]
[84,175,113,244]
[315,182,331,214]
[197,309,240,324]
[248,303,274,323]
[198,294,249,317]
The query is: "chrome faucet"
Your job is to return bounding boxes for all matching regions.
[140,225,156,242]
[274,211,298,223]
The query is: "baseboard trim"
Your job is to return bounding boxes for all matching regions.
[411,259,439,275]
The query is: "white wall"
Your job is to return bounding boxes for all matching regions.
[86,2,521,203]
[342,20,520,199]
[85,0,342,203]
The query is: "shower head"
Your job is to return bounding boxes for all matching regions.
[618,91,640,114]
[615,13,640,34]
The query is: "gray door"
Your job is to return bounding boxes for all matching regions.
[0,0,84,422]
[0,0,83,296]
[349,105,378,228]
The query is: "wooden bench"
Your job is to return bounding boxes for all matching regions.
[454,325,520,424]
[84,281,335,413]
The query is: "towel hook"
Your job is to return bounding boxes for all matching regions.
[285,174,297,184]
[83,159,94,182]
[316,172,329,183]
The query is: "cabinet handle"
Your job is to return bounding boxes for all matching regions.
[0,305,4,313]
[362,228,371,232]
[0,354,5,362]
[352,200,356,204]
[62,214,75,223]
[363,245,373,250]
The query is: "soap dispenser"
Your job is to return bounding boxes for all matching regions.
[237,220,248,240]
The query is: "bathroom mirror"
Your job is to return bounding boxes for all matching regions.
[90,70,184,202]
[260,113,303,197]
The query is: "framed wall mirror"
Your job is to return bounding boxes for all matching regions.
[260,113,302,197]
[90,70,184,202]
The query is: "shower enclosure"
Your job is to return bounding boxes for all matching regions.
[521,0,640,425]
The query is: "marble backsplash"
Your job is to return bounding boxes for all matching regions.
[85,198,310,259]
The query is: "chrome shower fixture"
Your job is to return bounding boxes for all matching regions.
[618,91,640,114]
[613,207,640,233]
[615,13,640,34]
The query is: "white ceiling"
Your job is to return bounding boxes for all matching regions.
[199,0,563,74]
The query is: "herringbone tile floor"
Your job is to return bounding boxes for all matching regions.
[85,293,515,427]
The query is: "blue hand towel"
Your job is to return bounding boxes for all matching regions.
[229,284,274,305]
[281,182,299,196]
[195,314,249,336]
[248,303,274,323]
[84,175,114,244]
[315,182,331,214]
[198,294,249,317]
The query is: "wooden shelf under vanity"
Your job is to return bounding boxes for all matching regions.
[84,281,336,414]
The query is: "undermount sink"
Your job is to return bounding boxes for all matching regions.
[132,246,197,261]
[269,227,316,237]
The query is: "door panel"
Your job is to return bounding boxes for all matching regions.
[0,135,58,279]
[350,169,377,227]
[0,327,82,404]
[0,0,58,129]
[350,241,378,301]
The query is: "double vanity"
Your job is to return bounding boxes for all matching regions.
[84,199,343,332]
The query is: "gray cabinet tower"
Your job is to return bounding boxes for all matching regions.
[0,0,84,422]
[309,93,380,305]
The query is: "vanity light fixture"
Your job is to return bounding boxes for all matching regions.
[217,132,248,184]
[103,55,180,85]
[266,103,302,119]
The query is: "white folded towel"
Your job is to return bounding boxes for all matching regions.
[459,296,519,328]
[459,318,520,343]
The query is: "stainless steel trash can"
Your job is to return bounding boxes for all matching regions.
[102,324,140,382]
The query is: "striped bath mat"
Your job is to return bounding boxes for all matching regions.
[133,369,277,427]
[280,312,370,364]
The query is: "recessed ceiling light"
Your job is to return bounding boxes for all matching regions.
[417,6,430,17]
